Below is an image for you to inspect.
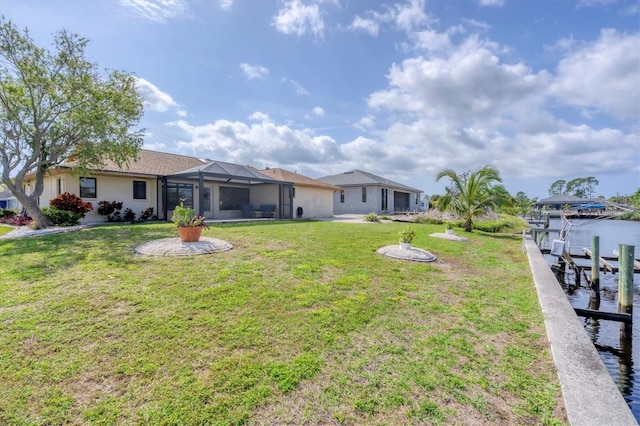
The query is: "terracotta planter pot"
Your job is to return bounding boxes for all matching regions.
[177,226,203,242]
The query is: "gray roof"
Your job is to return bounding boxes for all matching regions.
[536,194,600,205]
[0,189,16,199]
[169,160,291,185]
[318,170,422,193]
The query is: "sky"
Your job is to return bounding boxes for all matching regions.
[2,0,639,200]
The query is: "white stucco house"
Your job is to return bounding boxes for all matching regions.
[21,149,295,223]
[318,170,424,215]
[0,189,18,210]
[256,167,342,219]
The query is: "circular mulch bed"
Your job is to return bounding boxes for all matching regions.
[134,237,233,257]
[376,245,437,262]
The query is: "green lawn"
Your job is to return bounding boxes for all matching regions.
[0,225,13,237]
[0,221,566,425]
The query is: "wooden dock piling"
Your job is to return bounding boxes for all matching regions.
[618,244,634,338]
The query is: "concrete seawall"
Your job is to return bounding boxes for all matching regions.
[523,233,637,425]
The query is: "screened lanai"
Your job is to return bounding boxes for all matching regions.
[164,160,294,220]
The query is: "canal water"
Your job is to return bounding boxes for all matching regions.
[536,218,640,420]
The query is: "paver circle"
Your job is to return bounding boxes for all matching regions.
[135,237,233,257]
[377,245,437,262]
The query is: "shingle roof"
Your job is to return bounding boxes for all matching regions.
[256,168,342,191]
[318,170,422,193]
[170,161,289,185]
[536,194,599,204]
[62,149,208,176]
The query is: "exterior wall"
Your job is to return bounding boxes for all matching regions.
[24,173,288,223]
[0,197,18,210]
[26,172,159,224]
[332,185,422,215]
[293,186,334,218]
[333,185,381,215]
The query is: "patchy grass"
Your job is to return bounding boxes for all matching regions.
[0,221,566,425]
[0,225,14,237]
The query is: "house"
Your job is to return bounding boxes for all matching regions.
[0,189,18,210]
[21,149,294,223]
[535,194,604,211]
[255,168,342,218]
[318,170,424,215]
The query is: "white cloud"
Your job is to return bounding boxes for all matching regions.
[551,29,640,120]
[135,77,183,114]
[219,0,234,10]
[392,0,429,32]
[349,15,379,36]
[355,28,639,189]
[239,63,270,79]
[312,106,325,117]
[271,0,324,37]
[291,79,309,95]
[170,115,343,167]
[117,0,188,22]
[475,0,505,6]
[368,35,548,122]
[347,0,436,40]
[578,0,618,7]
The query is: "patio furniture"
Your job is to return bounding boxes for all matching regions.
[241,204,254,218]
[255,204,276,218]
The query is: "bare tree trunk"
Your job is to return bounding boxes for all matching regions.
[12,190,52,229]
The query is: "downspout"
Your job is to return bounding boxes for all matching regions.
[289,184,293,219]
[156,176,161,220]
[198,171,204,216]
[161,176,168,221]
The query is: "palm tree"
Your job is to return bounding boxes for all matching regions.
[435,165,509,232]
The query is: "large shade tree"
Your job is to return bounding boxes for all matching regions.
[435,165,510,232]
[0,18,144,228]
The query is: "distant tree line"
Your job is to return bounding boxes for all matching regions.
[548,177,599,198]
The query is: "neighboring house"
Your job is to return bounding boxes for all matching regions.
[535,194,604,210]
[21,149,293,223]
[256,167,342,218]
[318,170,424,215]
[0,189,18,210]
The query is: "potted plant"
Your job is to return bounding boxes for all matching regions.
[398,227,416,249]
[173,200,209,242]
[444,221,454,235]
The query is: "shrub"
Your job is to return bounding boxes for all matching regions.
[0,215,31,226]
[363,212,380,222]
[49,192,93,218]
[42,207,81,226]
[123,208,136,223]
[139,207,156,222]
[97,201,124,222]
[0,208,16,218]
[398,227,416,243]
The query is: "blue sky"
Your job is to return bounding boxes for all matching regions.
[3,0,639,199]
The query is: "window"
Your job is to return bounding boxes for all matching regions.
[79,177,97,198]
[202,187,211,212]
[219,186,250,210]
[292,187,296,198]
[415,193,419,205]
[340,190,345,203]
[381,188,388,211]
[166,182,193,210]
[133,181,146,200]
[57,178,64,196]
[362,187,367,203]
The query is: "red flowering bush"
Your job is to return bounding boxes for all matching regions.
[49,192,93,218]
